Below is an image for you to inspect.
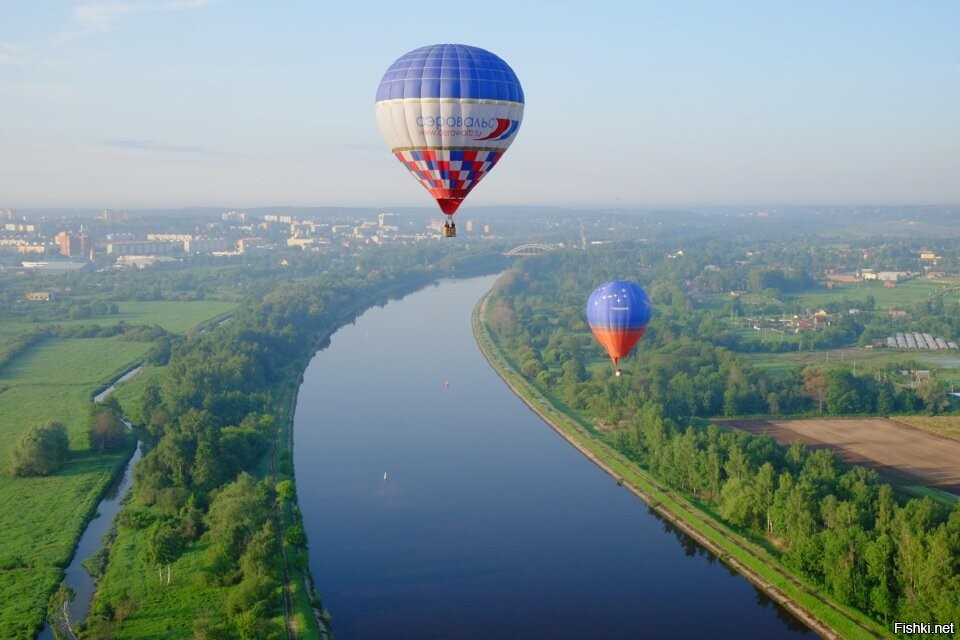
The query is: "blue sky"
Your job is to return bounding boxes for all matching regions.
[1,1,958,210]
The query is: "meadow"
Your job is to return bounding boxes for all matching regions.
[0,337,149,637]
[0,300,237,638]
[789,275,960,311]
[745,346,952,379]
[87,533,232,639]
[112,300,237,333]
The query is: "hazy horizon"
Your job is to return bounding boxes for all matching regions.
[2,1,959,210]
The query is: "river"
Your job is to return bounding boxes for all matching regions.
[293,275,813,639]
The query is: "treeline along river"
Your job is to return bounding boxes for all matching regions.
[293,275,813,639]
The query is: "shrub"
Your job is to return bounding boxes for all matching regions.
[8,421,69,477]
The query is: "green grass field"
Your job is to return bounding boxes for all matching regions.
[1,301,237,350]
[111,300,237,333]
[745,345,946,378]
[901,485,959,505]
[91,532,233,639]
[788,276,960,311]
[109,365,165,418]
[0,338,149,451]
[0,321,35,343]
[0,301,237,638]
[0,337,150,638]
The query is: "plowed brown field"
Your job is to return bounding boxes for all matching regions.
[721,418,960,494]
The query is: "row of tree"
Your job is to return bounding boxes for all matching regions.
[615,402,960,624]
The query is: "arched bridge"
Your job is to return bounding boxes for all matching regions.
[503,243,555,256]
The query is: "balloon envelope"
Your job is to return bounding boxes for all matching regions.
[375,44,524,216]
[586,281,653,369]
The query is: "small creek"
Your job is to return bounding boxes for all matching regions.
[36,367,144,639]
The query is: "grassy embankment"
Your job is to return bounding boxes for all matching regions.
[0,300,235,640]
[472,291,891,640]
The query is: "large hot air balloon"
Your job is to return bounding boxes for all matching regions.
[586,280,653,376]
[375,44,524,237]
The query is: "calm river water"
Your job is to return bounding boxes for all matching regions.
[293,275,813,639]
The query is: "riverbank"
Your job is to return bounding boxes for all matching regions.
[472,290,890,640]
[73,262,509,638]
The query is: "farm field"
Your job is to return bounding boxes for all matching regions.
[888,415,960,442]
[721,418,960,496]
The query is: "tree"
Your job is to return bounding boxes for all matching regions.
[561,357,587,385]
[803,366,827,414]
[723,443,752,483]
[756,462,776,533]
[821,520,869,608]
[240,521,280,581]
[136,380,166,429]
[864,532,896,620]
[765,392,781,415]
[145,519,183,585]
[89,399,127,453]
[876,381,895,415]
[782,480,823,577]
[916,378,950,415]
[487,298,516,335]
[785,440,807,474]
[275,479,296,501]
[204,472,273,582]
[9,421,70,477]
[719,476,763,530]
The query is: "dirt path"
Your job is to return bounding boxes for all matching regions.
[724,418,960,494]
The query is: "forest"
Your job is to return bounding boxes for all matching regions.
[484,242,960,631]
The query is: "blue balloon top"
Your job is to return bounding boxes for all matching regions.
[586,280,653,331]
[376,44,524,103]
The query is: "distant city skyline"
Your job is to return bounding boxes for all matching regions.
[1,1,958,210]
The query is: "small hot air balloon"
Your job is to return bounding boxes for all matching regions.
[375,44,524,237]
[586,280,653,376]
